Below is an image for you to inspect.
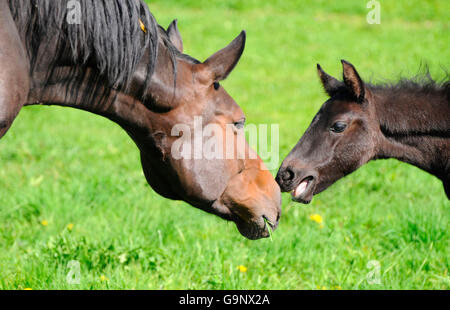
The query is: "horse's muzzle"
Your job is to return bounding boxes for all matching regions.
[215,167,282,240]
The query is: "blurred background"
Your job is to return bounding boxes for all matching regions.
[0,0,448,289]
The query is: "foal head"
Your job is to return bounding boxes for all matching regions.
[277,60,379,203]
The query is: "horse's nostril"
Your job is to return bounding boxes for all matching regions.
[281,168,295,182]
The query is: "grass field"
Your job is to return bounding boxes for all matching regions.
[0,0,449,290]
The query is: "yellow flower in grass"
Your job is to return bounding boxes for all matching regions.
[238,265,247,273]
[41,220,48,226]
[67,223,74,231]
[309,214,324,229]
[100,275,108,282]
[309,214,323,224]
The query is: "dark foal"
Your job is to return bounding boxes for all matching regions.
[0,0,281,239]
[277,60,450,203]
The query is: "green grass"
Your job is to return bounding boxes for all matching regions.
[0,0,449,289]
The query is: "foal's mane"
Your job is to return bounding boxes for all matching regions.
[367,70,450,137]
[369,70,450,100]
[8,0,181,102]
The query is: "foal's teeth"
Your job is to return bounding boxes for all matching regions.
[293,180,308,198]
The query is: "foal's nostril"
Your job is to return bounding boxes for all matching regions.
[281,168,295,182]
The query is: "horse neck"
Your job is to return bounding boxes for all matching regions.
[28,34,177,134]
[371,84,450,180]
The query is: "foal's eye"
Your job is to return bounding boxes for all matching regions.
[330,121,347,133]
[213,82,220,90]
[234,119,246,130]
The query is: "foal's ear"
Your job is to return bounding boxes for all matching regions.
[167,19,183,53]
[317,64,343,97]
[203,31,246,82]
[341,60,365,102]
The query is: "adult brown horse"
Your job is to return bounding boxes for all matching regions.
[277,60,449,203]
[0,0,281,239]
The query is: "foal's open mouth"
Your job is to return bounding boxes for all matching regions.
[291,176,315,204]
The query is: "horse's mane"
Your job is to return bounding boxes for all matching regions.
[8,0,164,101]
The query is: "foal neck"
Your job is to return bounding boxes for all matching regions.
[373,81,449,136]
[371,81,450,181]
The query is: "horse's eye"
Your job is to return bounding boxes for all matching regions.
[213,82,220,90]
[330,121,347,133]
[234,119,245,130]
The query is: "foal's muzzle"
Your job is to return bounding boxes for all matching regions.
[276,163,318,204]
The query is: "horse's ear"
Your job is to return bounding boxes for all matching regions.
[203,31,246,82]
[167,19,183,53]
[317,64,343,97]
[341,60,365,102]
